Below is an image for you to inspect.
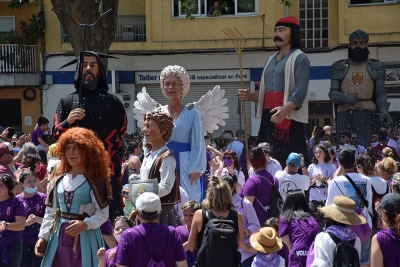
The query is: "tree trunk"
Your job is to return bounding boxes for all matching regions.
[50,0,119,70]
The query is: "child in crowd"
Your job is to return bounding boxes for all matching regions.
[98,216,134,267]
[140,110,181,226]
[250,227,285,267]
[122,184,133,217]
[17,170,46,267]
[176,200,201,267]
[264,218,289,267]
[30,117,50,153]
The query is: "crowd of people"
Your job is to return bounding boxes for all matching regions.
[1,115,400,267]
[0,14,399,267]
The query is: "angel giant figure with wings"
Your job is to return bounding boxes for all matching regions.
[134,65,229,202]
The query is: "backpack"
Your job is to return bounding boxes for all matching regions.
[328,232,360,267]
[135,227,169,267]
[195,209,241,267]
[371,183,389,230]
[255,175,284,218]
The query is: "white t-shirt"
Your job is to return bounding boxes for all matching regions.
[311,232,361,267]
[367,175,389,195]
[308,163,337,201]
[274,170,310,201]
[326,172,373,227]
[219,168,245,186]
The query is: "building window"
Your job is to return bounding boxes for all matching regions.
[299,0,328,49]
[349,0,394,5]
[0,16,15,38]
[172,0,257,17]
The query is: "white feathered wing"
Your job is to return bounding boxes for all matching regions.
[191,85,229,135]
[133,87,160,129]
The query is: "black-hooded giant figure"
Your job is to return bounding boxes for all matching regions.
[52,51,127,221]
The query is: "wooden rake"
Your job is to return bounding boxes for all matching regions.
[222,27,249,158]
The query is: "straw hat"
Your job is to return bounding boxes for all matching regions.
[318,196,366,225]
[250,227,283,253]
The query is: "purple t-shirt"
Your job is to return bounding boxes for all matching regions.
[0,196,27,246]
[31,127,44,146]
[100,219,113,235]
[279,216,319,267]
[114,224,186,267]
[238,169,279,225]
[16,192,46,243]
[176,225,198,267]
[106,248,117,267]
[377,228,400,267]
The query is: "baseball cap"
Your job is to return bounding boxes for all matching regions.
[286,153,301,167]
[379,193,400,214]
[136,192,161,214]
[0,143,11,155]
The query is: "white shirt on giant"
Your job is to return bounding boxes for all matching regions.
[140,146,177,198]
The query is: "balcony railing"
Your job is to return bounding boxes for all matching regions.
[61,15,146,43]
[0,44,37,73]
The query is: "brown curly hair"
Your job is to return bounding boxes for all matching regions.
[144,110,174,142]
[54,127,111,190]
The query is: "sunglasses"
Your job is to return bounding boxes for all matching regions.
[351,137,357,140]
[340,135,348,138]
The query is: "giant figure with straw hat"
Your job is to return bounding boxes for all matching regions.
[238,16,310,167]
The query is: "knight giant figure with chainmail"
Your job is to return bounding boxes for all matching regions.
[329,29,392,147]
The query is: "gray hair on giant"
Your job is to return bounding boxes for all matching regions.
[159,65,190,99]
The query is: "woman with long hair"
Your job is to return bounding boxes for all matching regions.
[16,170,46,267]
[371,193,400,267]
[356,152,388,232]
[0,173,27,267]
[220,173,260,267]
[184,176,252,263]
[239,147,279,225]
[120,142,142,184]
[35,127,113,267]
[308,145,337,212]
[279,189,319,267]
[216,150,245,191]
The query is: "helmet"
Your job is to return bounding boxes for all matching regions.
[349,29,369,42]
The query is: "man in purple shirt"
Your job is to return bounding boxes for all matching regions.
[0,143,16,179]
[114,192,187,267]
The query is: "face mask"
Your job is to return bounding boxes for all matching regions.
[370,141,378,147]
[114,233,121,243]
[224,158,233,167]
[24,187,37,194]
